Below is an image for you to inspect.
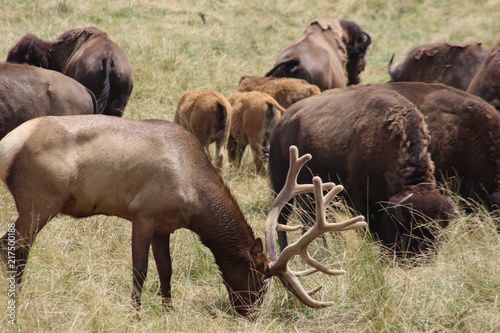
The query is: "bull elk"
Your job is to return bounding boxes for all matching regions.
[0,115,366,316]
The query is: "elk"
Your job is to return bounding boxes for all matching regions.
[0,115,366,316]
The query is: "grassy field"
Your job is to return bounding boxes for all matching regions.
[0,0,499,332]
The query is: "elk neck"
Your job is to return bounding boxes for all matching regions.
[186,178,258,271]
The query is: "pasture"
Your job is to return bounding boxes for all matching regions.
[0,0,499,331]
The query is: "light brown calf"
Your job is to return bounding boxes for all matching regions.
[237,76,320,109]
[174,90,232,169]
[227,91,284,173]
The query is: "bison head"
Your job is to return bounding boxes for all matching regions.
[378,185,455,256]
[6,34,52,68]
[339,20,371,85]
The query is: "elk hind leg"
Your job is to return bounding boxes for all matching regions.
[151,232,173,310]
[131,221,156,313]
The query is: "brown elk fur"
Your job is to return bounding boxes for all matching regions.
[0,115,267,317]
[467,40,500,110]
[237,76,320,108]
[381,82,500,209]
[269,84,455,255]
[227,91,284,173]
[0,63,96,139]
[6,27,133,116]
[174,90,232,169]
[389,42,488,91]
[265,18,371,91]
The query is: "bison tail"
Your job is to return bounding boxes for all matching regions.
[265,59,300,77]
[96,58,112,114]
[213,102,229,140]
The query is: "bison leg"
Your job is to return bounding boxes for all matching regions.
[248,138,266,174]
[214,140,225,170]
[151,232,173,310]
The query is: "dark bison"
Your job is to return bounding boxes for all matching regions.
[0,62,96,139]
[380,82,500,209]
[269,84,455,255]
[467,40,500,110]
[265,18,371,91]
[388,42,488,91]
[6,26,133,117]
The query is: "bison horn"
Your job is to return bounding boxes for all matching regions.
[396,193,414,206]
[362,31,372,47]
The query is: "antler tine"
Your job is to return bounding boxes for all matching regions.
[267,165,367,308]
[265,146,335,263]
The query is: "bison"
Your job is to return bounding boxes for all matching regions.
[0,62,96,139]
[467,40,500,110]
[388,42,488,91]
[380,82,500,209]
[269,84,455,255]
[227,91,284,173]
[6,26,133,117]
[237,76,320,108]
[173,90,232,170]
[265,18,371,91]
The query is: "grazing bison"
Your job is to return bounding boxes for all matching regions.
[467,40,500,110]
[269,84,455,255]
[265,18,371,91]
[237,76,320,108]
[6,27,133,117]
[227,91,284,173]
[0,62,96,139]
[380,82,500,209]
[174,90,232,169]
[388,42,488,90]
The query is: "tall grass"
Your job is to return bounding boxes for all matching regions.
[0,0,499,331]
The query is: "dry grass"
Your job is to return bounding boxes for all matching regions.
[0,0,499,331]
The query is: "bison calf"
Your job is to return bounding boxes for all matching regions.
[174,90,232,169]
[237,76,320,109]
[227,91,284,173]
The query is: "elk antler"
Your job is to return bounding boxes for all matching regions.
[265,146,367,308]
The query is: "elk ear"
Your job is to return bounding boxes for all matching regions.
[250,238,264,256]
[250,238,269,271]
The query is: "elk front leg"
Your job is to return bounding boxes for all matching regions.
[151,232,173,310]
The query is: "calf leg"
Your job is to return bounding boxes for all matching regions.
[214,140,225,169]
[151,232,172,310]
[248,138,266,174]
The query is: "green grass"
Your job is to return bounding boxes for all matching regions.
[1,0,500,331]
